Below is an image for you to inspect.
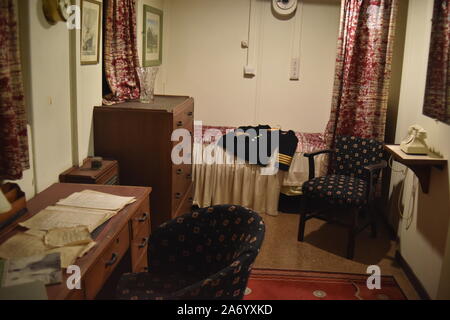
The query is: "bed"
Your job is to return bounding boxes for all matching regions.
[192,124,326,216]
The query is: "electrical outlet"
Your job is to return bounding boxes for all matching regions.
[290,58,299,80]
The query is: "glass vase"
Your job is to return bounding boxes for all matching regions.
[136,67,159,103]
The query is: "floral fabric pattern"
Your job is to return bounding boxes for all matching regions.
[0,0,29,180]
[116,205,265,300]
[103,0,140,105]
[423,0,450,124]
[325,0,398,147]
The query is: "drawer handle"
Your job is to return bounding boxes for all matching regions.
[176,168,184,175]
[105,253,118,267]
[139,237,149,249]
[188,197,194,204]
[177,121,183,127]
[187,173,192,179]
[138,213,149,223]
[175,193,182,200]
[187,111,193,117]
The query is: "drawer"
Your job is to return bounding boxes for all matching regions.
[173,102,194,131]
[96,165,119,185]
[173,184,194,219]
[132,254,149,273]
[172,164,192,196]
[131,234,149,271]
[84,225,130,300]
[172,190,184,212]
[131,202,151,240]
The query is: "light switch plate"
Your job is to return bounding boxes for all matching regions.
[290,57,300,80]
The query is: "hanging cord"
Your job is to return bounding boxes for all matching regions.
[388,155,415,229]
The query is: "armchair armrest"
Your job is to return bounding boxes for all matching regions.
[364,160,387,202]
[304,149,335,158]
[304,149,335,180]
[364,161,388,172]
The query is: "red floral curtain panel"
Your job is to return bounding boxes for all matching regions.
[423,0,450,124]
[103,0,140,105]
[325,0,398,147]
[0,0,29,180]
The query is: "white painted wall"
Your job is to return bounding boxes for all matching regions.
[14,0,104,196]
[73,0,104,164]
[390,0,450,299]
[17,0,73,195]
[161,0,340,132]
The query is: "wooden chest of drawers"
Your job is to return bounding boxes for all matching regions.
[93,95,194,229]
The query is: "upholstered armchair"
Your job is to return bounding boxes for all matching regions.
[117,205,265,300]
[298,136,387,259]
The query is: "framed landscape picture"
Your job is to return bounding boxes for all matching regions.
[81,0,102,65]
[143,5,163,66]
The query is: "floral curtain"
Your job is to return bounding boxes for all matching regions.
[423,0,450,124]
[103,0,140,105]
[325,0,398,148]
[0,0,29,180]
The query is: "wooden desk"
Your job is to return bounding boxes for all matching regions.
[0,183,152,300]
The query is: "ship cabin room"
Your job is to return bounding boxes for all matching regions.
[0,0,450,302]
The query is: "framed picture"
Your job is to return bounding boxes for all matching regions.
[143,5,163,67]
[81,0,102,65]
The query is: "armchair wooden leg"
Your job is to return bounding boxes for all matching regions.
[298,197,309,242]
[347,207,359,260]
[369,207,377,239]
[298,212,307,242]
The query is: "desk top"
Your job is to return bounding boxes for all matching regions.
[0,183,152,300]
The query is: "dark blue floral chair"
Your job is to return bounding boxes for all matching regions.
[298,136,387,259]
[116,205,265,300]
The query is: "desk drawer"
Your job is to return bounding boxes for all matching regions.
[133,253,149,273]
[131,202,151,240]
[84,225,130,300]
[131,234,149,271]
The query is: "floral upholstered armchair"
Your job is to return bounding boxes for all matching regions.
[117,205,265,300]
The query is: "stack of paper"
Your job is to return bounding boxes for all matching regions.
[19,206,117,233]
[57,190,136,211]
[0,190,136,269]
[0,231,95,268]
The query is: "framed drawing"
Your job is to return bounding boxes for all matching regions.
[80,0,102,65]
[143,5,163,66]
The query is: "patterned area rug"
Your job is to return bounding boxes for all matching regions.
[244,269,407,300]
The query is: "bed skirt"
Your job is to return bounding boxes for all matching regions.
[192,127,325,216]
